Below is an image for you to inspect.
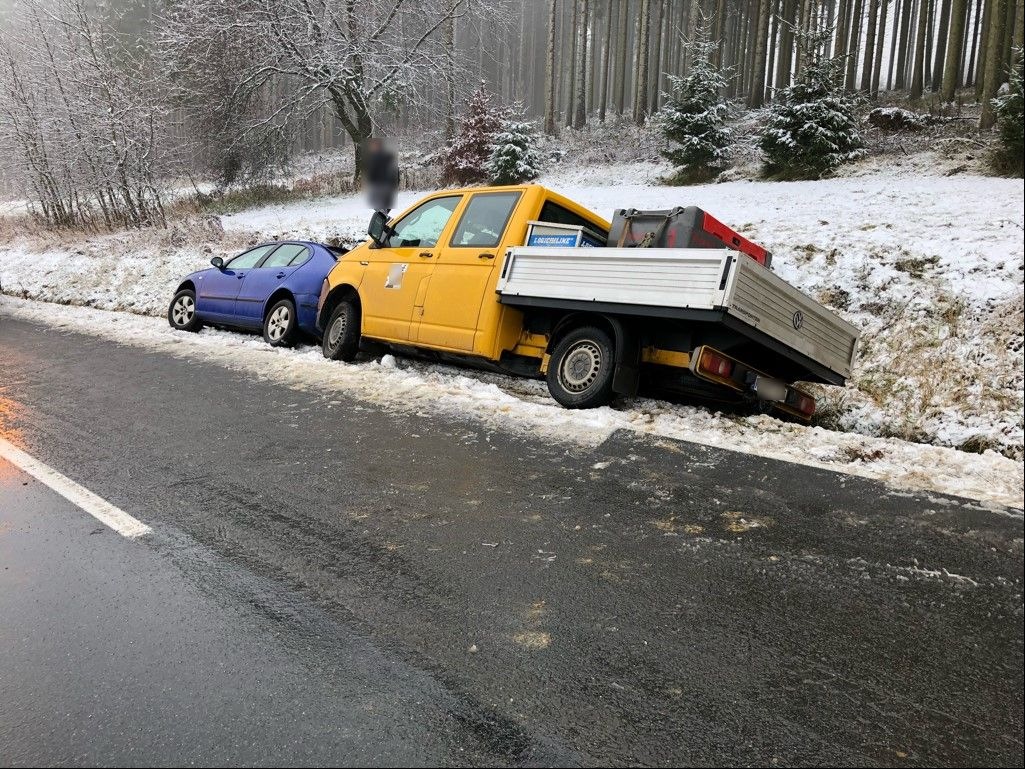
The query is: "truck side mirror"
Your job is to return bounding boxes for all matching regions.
[368,210,392,248]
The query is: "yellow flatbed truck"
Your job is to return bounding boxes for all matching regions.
[316,184,858,417]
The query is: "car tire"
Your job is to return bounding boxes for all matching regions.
[263,298,299,347]
[546,325,616,409]
[167,289,203,332]
[322,299,360,362]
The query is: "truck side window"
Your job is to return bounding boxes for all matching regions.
[539,201,609,242]
[449,191,522,248]
[387,196,461,248]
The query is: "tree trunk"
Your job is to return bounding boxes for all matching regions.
[544,0,559,135]
[749,0,773,106]
[600,0,616,121]
[444,14,456,141]
[895,0,916,86]
[633,0,651,123]
[979,0,1008,127]
[861,0,881,90]
[566,0,578,127]
[777,0,797,89]
[910,0,931,97]
[871,0,889,96]
[834,0,852,58]
[941,0,969,97]
[846,0,866,89]
[649,0,665,110]
[766,0,780,101]
[932,0,954,89]
[614,0,629,113]
[572,0,588,128]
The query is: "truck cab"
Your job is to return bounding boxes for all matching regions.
[318,184,608,364]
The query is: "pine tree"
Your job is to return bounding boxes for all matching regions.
[486,119,542,184]
[442,83,505,185]
[993,47,1024,175]
[760,30,866,179]
[654,35,731,184]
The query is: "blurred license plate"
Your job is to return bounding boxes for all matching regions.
[753,376,787,402]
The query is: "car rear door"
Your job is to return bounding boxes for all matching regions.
[195,244,277,319]
[234,244,309,325]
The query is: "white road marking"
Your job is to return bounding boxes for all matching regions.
[0,437,151,538]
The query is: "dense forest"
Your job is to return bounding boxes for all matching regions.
[0,0,1021,220]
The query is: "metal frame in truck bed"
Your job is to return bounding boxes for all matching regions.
[496,246,859,386]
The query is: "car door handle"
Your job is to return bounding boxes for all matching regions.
[236,273,245,279]
[418,251,433,259]
[478,253,495,260]
[275,272,286,279]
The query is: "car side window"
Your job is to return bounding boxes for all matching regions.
[227,245,276,269]
[449,191,522,248]
[386,196,461,248]
[263,244,308,268]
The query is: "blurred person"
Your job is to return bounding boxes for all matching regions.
[364,138,399,213]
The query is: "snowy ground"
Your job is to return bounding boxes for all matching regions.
[1,163,1023,470]
[1,295,1021,510]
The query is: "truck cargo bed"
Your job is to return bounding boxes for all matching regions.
[496,246,859,385]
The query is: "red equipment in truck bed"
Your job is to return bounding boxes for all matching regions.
[608,207,772,267]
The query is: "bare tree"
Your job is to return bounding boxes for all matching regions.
[0,0,170,228]
[163,0,487,181]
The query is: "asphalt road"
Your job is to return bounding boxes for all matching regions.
[1,314,1022,767]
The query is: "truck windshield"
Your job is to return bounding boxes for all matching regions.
[387,196,461,248]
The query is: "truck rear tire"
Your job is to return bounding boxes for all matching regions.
[322,299,360,362]
[546,326,616,409]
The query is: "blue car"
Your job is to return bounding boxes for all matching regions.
[167,241,343,347]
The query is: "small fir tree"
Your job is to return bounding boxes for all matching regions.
[654,34,731,184]
[443,82,505,185]
[760,30,866,179]
[993,47,1024,177]
[486,119,542,184]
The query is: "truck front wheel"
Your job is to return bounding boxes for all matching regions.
[322,299,360,362]
[546,326,616,409]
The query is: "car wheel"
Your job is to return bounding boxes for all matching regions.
[322,299,360,362]
[168,289,202,332]
[546,325,616,409]
[264,298,299,347]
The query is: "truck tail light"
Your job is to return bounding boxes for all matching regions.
[698,349,734,379]
[788,390,816,417]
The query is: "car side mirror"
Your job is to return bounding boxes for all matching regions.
[210,256,224,270]
[368,210,393,248]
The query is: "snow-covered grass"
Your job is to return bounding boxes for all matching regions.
[1,294,1021,510]
[1,164,1022,463]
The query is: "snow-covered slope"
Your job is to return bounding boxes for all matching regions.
[1,166,1022,463]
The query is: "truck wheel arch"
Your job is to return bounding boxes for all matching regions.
[548,312,641,397]
[318,284,361,333]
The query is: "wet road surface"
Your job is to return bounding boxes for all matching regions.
[1,315,1023,767]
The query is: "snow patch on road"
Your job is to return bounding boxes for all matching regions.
[2,295,1021,510]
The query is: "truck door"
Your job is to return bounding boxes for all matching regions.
[415,190,522,351]
[360,195,461,343]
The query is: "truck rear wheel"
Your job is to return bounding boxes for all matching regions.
[546,326,616,409]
